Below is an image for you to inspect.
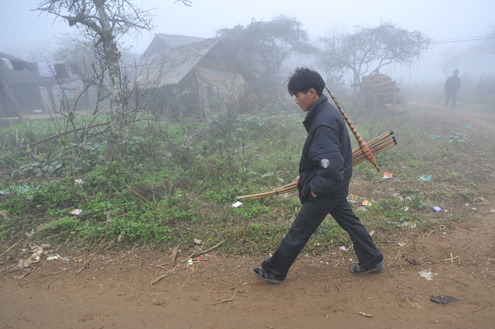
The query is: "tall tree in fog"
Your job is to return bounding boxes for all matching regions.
[318,22,430,94]
[217,16,312,95]
[36,0,191,159]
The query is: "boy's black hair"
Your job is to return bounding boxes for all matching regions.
[288,67,326,97]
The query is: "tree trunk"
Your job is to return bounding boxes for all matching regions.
[95,1,125,160]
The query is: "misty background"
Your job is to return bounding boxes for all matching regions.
[2,0,494,86]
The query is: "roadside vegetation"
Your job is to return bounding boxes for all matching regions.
[2,98,491,257]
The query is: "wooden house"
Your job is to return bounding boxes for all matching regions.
[0,52,88,122]
[137,35,247,119]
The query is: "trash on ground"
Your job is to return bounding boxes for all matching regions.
[430,295,458,304]
[194,238,202,245]
[418,174,432,182]
[462,125,472,130]
[433,206,444,212]
[474,197,488,203]
[361,200,372,206]
[0,183,34,195]
[430,135,442,139]
[231,201,243,208]
[382,173,393,179]
[419,270,437,281]
[71,209,82,215]
[339,246,347,251]
[403,256,417,265]
[75,179,84,184]
[18,244,46,268]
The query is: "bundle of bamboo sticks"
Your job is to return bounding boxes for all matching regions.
[237,130,396,200]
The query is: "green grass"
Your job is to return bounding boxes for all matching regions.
[0,103,490,255]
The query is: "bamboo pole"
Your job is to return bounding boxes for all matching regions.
[237,134,397,200]
[326,86,380,171]
[353,136,396,163]
[353,130,393,157]
[353,138,396,166]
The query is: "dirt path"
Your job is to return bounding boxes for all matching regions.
[1,103,494,329]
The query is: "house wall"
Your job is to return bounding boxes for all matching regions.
[0,67,56,117]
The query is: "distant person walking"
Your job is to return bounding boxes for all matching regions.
[444,69,461,109]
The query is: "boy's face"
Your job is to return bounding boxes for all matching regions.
[294,88,319,112]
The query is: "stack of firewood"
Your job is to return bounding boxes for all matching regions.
[357,73,403,114]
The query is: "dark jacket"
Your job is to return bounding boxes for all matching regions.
[445,76,461,94]
[297,94,353,203]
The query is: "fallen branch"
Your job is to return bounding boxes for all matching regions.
[151,267,176,285]
[170,244,179,267]
[185,240,225,261]
[76,254,95,274]
[0,239,23,257]
[24,121,110,149]
[213,294,236,305]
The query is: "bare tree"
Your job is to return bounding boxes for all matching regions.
[217,16,313,96]
[318,22,430,95]
[36,0,191,159]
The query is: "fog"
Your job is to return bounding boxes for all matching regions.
[2,0,494,85]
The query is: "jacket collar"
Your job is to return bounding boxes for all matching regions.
[303,94,328,131]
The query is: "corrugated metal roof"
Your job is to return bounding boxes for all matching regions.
[137,38,219,88]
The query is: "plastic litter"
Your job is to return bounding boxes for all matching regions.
[430,135,442,139]
[231,201,243,208]
[462,125,472,130]
[418,270,437,281]
[71,209,82,215]
[0,183,34,195]
[382,173,393,179]
[430,295,458,304]
[433,206,444,212]
[418,174,432,182]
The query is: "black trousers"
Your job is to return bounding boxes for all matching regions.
[262,195,383,278]
[445,92,457,109]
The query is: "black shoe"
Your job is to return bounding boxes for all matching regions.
[350,262,384,275]
[251,267,284,284]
